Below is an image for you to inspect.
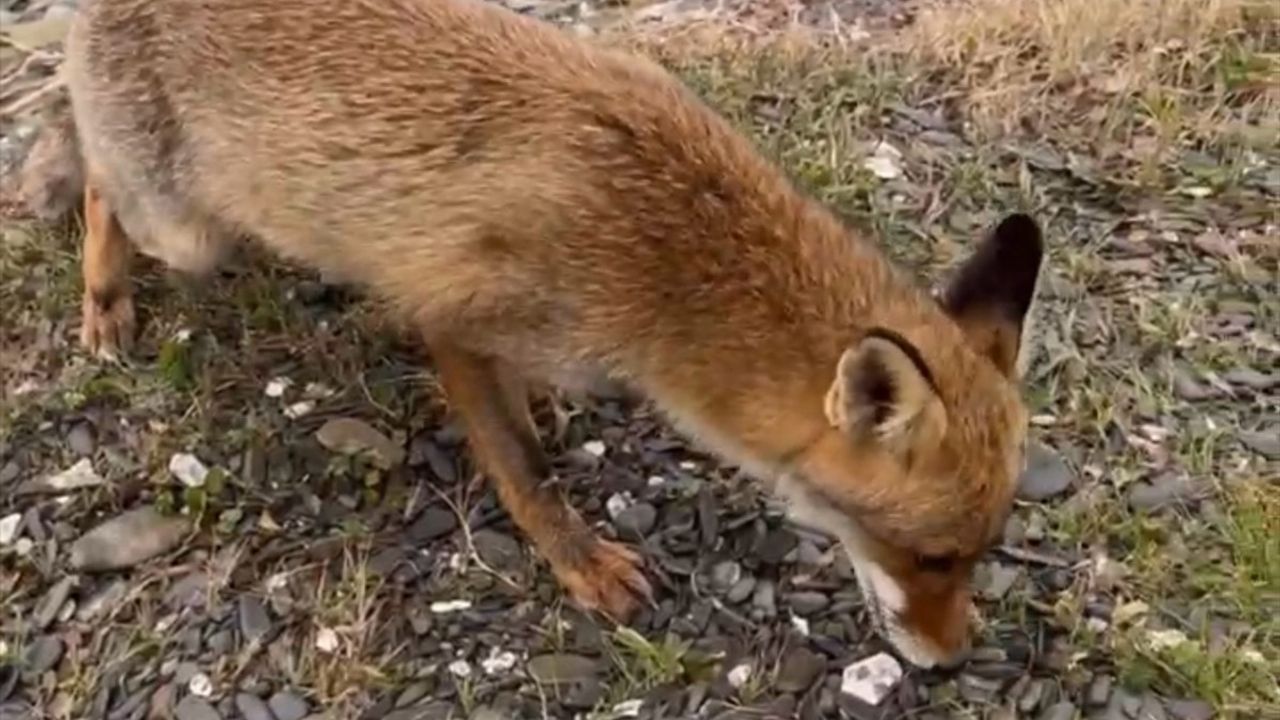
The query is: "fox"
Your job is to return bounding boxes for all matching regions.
[19,0,1045,669]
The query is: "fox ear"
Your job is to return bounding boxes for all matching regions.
[941,213,1045,378]
[825,329,947,455]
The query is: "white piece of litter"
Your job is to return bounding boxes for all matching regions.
[582,440,607,457]
[605,492,633,520]
[173,328,193,342]
[284,401,314,419]
[840,652,903,706]
[611,699,644,717]
[304,382,336,399]
[264,377,292,398]
[42,458,105,492]
[168,453,209,488]
[726,663,753,689]
[0,513,22,545]
[315,627,339,653]
[789,614,810,637]
[188,672,214,698]
[481,648,518,675]
[447,659,472,678]
[430,599,472,614]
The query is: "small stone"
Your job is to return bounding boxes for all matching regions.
[1224,367,1278,391]
[70,506,190,571]
[1018,680,1047,713]
[976,562,1021,600]
[775,647,825,692]
[726,576,756,604]
[480,649,518,675]
[1038,701,1076,720]
[840,652,902,706]
[0,513,20,545]
[34,576,76,630]
[527,654,599,685]
[562,677,604,709]
[759,528,799,564]
[315,417,405,469]
[234,694,274,720]
[1017,442,1073,501]
[268,692,309,720]
[1087,674,1113,707]
[174,696,222,720]
[752,580,777,617]
[24,635,64,674]
[1238,428,1279,459]
[1172,368,1220,401]
[407,507,457,543]
[238,596,273,644]
[17,458,105,495]
[472,529,523,571]
[67,421,96,457]
[1165,699,1213,720]
[169,453,210,488]
[613,502,656,540]
[788,591,830,616]
[448,660,472,678]
[710,561,742,592]
[1128,474,1204,512]
[188,672,213,698]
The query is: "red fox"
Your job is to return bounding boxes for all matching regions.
[21,0,1044,669]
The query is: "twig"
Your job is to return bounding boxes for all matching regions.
[423,480,523,592]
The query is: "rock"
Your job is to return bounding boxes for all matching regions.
[268,692,309,720]
[1086,674,1113,707]
[1138,694,1169,720]
[788,591,830,616]
[407,507,457,543]
[1127,474,1205,512]
[710,561,742,592]
[726,576,756,604]
[840,652,902,706]
[1038,702,1076,720]
[67,421,96,457]
[759,528,798,564]
[70,506,190,571]
[234,694,275,720]
[614,502,657,540]
[472,529,523,571]
[174,696,222,720]
[24,635,64,675]
[1017,442,1073,501]
[526,654,599,685]
[315,417,405,469]
[1238,428,1279,459]
[34,576,76,630]
[168,453,210,488]
[752,580,777,617]
[562,677,604,709]
[1165,699,1213,720]
[958,674,1003,703]
[238,596,274,644]
[1018,680,1047,713]
[17,458,105,495]
[0,513,20,545]
[975,562,1021,600]
[1224,367,1279,391]
[395,681,432,708]
[775,647,825,692]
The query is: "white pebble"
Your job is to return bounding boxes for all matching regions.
[726,662,752,689]
[605,492,633,519]
[42,458,105,492]
[430,599,472,614]
[646,475,666,487]
[168,453,209,488]
[840,652,903,706]
[1146,628,1191,651]
[264,377,292,398]
[612,699,643,717]
[582,440,607,457]
[284,401,314,419]
[0,513,21,545]
[447,659,472,678]
[789,614,810,637]
[188,671,214,698]
[315,627,339,653]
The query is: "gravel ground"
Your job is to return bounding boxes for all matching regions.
[2,0,1277,719]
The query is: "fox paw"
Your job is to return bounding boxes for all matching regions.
[551,537,653,622]
[80,289,135,361]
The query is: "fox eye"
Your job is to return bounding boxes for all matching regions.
[915,553,957,573]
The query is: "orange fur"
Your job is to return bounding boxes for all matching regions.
[26,0,1046,667]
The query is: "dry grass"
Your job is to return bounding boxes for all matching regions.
[904,0,1280,157]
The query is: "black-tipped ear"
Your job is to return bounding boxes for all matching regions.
[941,213,1045,377]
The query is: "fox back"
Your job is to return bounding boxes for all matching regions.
[56,0,1045,667]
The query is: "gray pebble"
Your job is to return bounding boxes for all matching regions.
[787,591,829,616]
[752,580,777,617]
[1087,674,1113,707]
[34,576,76,631]
[526,653,599,685]
[1238,428,1279,459]
[1038,702,1076,720]
[268,691,309,720]
[1017,442,1074,501]
[174,696,222,720]
[238,596,273,644]
[234,694,274,720]
[70,506,190,572]
[407,507,457,543]
[472,529,523,571]
[1165,699,1214,720]
[775,647,825,692]
[24,635,64,675]
[726,576,756,604]
[67,421,96,457]
[709,560,741,592]
[613,502,656,540]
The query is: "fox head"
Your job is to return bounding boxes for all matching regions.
[779,213,1044,668]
